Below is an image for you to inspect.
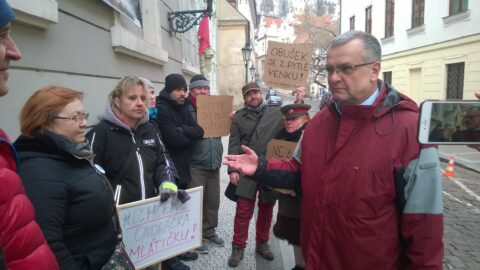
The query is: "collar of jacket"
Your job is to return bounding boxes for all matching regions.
[244,100,267,113]
[14,132,93,163]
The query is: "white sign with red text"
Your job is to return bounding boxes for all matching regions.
[117,187,203,269]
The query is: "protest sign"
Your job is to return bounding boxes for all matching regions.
[266,139,297,160]
[197,95,233,137]
[262,41,313,90]
[117,187,203,269]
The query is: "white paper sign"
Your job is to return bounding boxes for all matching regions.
[117,187,203,269]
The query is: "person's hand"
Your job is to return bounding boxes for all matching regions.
[475,92,480,99]
[294,86,306,103]
[159,181,178,202]
[229,172,240,185]
[228,111,235,120]
[176,189,191,203]
[224,145,259,177]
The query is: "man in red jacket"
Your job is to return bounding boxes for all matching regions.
[0,1,59,269]
[225,31,444,269]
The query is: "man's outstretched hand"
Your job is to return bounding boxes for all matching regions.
[223,145,259,176]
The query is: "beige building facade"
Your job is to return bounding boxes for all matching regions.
[218,0,252,109]
[381,34,480,103]
[341,0,480,104]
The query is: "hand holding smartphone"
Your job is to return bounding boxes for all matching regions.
[418,100,480,144]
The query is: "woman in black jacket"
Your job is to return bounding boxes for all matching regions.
[87,76,191,270]
[14,86,116,270]
[271,103,310,270]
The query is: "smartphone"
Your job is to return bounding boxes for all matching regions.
[418,100,480,144]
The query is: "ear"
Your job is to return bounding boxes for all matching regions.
[371,61,381,82]
[114,98,120,109]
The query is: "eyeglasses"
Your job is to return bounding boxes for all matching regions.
[55,113,89,123]
[325,61,377,76]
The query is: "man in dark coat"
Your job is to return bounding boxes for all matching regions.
[155,73,204,265]
[156,73,204,188]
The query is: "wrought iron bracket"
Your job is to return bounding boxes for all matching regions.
[168,0,212,35]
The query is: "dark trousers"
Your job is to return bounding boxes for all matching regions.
[187,167,220,237]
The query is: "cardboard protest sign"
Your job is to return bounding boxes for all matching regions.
[197,95,233,137]
[263,41,313,90]
[266,139,297,160]
[117,187,203,269]
[266,139,298,196]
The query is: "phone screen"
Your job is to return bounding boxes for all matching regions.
[418,100,480,144]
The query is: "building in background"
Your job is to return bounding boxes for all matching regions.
[254,15,296,85]
[2,0,215,138]
[341,0,480,103]
[252,0,339,97]
[219,0,257,109]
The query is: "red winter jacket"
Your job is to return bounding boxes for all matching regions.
[0,129,59,270]
[256,82,444,269]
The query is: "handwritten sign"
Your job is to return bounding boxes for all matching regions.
[197,95,233,137]
[263,41,313,90]
[117,187,203,269]
[266,139,298,160]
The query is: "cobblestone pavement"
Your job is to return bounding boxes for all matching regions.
[183,137,288,270]
[442,162,480,269]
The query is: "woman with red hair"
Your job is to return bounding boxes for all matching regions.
[14,86,116,269]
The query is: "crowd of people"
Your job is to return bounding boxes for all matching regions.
[2,0,480,269]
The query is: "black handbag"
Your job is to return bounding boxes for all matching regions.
[102,184,135,270]
[224,182,238,202]
[101,240,135,270]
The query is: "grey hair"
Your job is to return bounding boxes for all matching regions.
[139,77,155,91]
[328,30,382,62]
[108,76,148,114]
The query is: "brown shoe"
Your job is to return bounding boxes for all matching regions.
[256,242,274,261]
[228,244,244,267]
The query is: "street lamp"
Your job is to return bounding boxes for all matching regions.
[241,42,252,84]
[249,64,256,82]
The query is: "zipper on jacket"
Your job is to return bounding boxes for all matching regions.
[131,134,146,200]
[114,185,122,206]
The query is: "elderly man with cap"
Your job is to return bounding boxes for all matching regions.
[184,75,225,254]
[226,82,284,267]
[155,73,204,268]
[0,0,59,269]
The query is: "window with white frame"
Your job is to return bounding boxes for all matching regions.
[365,6,372,34]
[385,0,394,38]
[110,0,168,66]
[8,0,58,29]
[412,0,424,28]
[449,0,468,16]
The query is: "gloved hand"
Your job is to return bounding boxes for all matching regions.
[177,189,191,204]
[159,181,178,202]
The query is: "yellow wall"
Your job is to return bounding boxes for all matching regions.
[218,24,248,109]
[381,34,480,104]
